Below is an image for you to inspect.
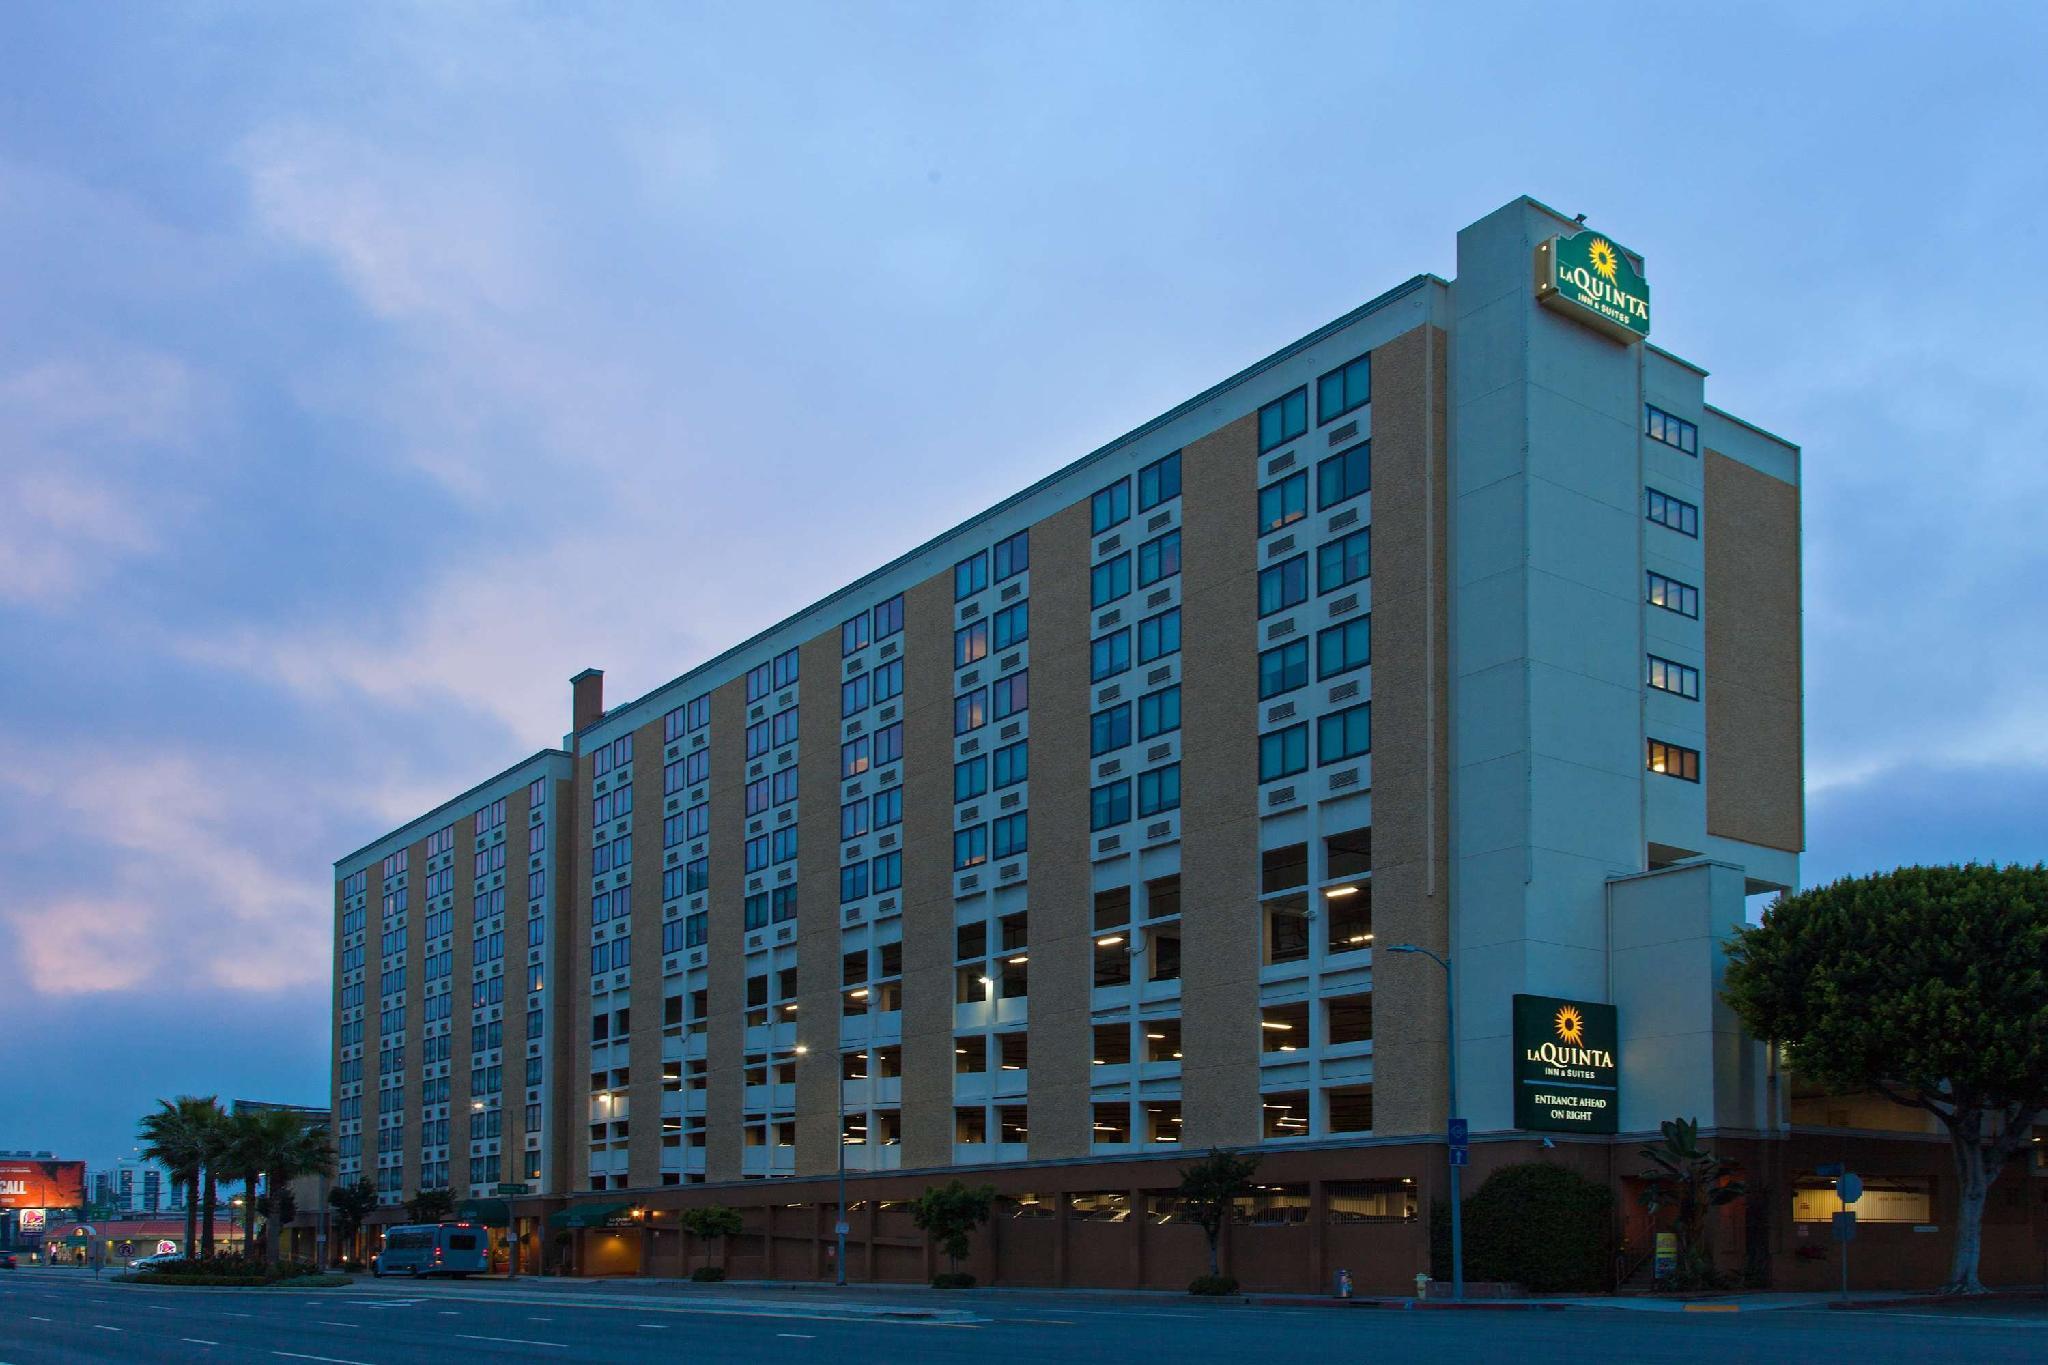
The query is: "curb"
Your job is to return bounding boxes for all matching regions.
[1826,1289,2048,1312]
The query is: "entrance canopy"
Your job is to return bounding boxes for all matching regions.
[548,1202,631,1230]
[457,1199,511,1227]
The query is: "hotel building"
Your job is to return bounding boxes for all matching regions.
[330,197,2041,1290]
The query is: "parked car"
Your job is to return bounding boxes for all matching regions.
[0,1252,18,1269]
[129,1252,185,1270]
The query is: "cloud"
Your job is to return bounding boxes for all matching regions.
[0,354,199,606]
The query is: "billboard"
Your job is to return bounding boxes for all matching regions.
[0,1159,86,1210]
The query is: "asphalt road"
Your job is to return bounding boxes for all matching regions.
[2,1269,2045,1363]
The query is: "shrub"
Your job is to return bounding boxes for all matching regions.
[690,1266,727,1282]
[930,1271,977,1289]
[151,1254,320,1283]
[1187,1274,1240,1296]
[1429,1162,1614,1293]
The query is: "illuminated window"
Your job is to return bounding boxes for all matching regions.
[1647,738,1700,782]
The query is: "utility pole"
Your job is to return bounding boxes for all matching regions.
[1390,944,1462,1300]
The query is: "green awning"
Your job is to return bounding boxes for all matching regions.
[457,1199,510,1227]
[548,1201,630,1229]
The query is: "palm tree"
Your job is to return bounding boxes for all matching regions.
[328,1178,377,1266]
[194,1101,232,1256]
[217,1110,267,1259]
[137,1096,215,1259]
[240,1109,334,1264]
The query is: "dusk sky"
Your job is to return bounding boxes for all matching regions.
[2,4,2043,1171]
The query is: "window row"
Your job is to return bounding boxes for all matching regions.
[1258,703,1371,781]
[1258,617,1370,698]
[840,593,906,656]
[1091,450,1183,534]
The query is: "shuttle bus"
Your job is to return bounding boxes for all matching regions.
[371,1222,488,1278]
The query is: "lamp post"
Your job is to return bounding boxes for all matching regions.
[1388,943,1461,1301]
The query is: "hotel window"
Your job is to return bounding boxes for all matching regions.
[1317,617,1371,679]
[686,802,708,839]
[746,661,773,702]
[1091,629,1131,682]
[873,785,902,829]
[955,619,990,668]
[1136,763,1181,817]
[771,826,798,865]
[1645,487,1699,537]
[871,850,902,893]
[841,673,870,718]
[1137,607,1180,662]
[1317,352,1371,424]
[1647,571,1700,618]
[954,688,988,735]
[745,835,770,873]
[1647,738,1700,782]
[1260,723,1309,782]
[1259,472,1307,535]
[1646,655,1701,700]
[1259,386,1308,453]
[1091,779,1132,830]
[1136,685,1180,741]
[841,735,871,778]
[993,529,1030,582]
[1318,527,1370,593]
[1091,703,1132,757]
[954,824,989,870]
[1137,529,1181,587]
[1317,442,1371,510]
[875,593,905,639]
[686,857,708,894]
[1646,404,1699,455]
[955,756,989,802]
[771,706,798,746]
[992,812,1028,858]
[1092,478,1131,534]
[1258,555,1309,616]
[841,610,870,657]
[1245,642,1294,703]
[955,551,989,601]
[1319,703,1371,765]
[1138,450,1181,510]
[840,861,869,903]
[874,721,902,766]
[1091,553,1132,608]
[992,601,1029,650]
[992,739,1028,789]
[841,797,870,840]
[872,657,903,703]
[991,670,1028,720]
[745,718,771,758]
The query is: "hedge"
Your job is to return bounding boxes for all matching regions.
[1429,1162,1614,1292]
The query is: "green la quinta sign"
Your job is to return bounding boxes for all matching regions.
[1535,229,1650,343]
[1513,993,1620,1133]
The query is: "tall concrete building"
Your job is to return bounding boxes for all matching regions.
[342,196,1998,1292]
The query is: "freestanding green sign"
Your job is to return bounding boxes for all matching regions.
[1512,993,1619,1133]
[1534,229,1650,343]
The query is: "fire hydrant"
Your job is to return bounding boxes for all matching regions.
[1414,1271,1433,1299]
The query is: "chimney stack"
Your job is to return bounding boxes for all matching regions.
[571,668,605,733]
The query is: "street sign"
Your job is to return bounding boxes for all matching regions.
[1448,1148,1469,1167]
[1832,1211,1857,1243]
[1837,1173,1864,1205]
[833,1221,850,1237]
[1814,1162,1845,1178]
[1447,1119,1468,1146]
[495,1184,531,1196]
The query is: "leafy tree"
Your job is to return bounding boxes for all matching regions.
[1725,864,2048,1293]
[1637,1118,1744,1289]
[1176,1148,1260,1279]
[138,1096,217,1261]
[679,1205,744,1272]
[910,1180,996,1280]
[329,1178,377,1265]
[407,1187,456,1224]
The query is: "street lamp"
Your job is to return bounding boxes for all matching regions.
[1387,943,1462,1301]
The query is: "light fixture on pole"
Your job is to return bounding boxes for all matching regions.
[1387,943,1462,1301]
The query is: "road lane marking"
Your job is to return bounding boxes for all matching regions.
[314,1321,353,1327]
[777,1333,816,1339]
[460,1334,566,1348]
[26,1318,51,1323]
[640,1323,668,1329]
[94,1325,124,1332]
[274,1353,374,1365]
[184,1340,220,1347]
[438,1311,459,1316]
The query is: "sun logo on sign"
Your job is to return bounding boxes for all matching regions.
[1587,238,1620,282]
[1554,1005,1586,1046]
